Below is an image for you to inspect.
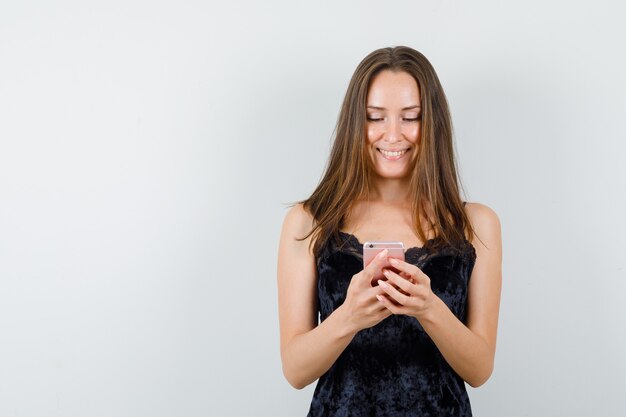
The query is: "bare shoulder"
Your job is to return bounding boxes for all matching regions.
[463,201,502,251]
[283,203,315,236]
[281,203,317,251]
[277,203,319,354]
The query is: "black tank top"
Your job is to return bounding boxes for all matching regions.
[308,209,476,416]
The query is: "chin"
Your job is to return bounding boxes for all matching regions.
[376,170,410,179]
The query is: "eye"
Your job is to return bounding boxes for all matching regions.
[367,116,383,122]
[403,114,421,122]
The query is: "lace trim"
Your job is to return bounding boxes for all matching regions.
[319,231,476,268]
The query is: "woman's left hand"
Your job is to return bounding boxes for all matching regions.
[375,257,437,320]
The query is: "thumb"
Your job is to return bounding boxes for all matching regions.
[363,249,388,281]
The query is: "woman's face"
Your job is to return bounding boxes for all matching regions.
[365,69,421,180]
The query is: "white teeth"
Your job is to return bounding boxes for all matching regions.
[380,149,407,157]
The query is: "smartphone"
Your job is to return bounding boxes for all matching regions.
[363,241,405,285]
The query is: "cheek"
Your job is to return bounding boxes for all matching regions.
[367,125,382,142]
[406,125,420,142]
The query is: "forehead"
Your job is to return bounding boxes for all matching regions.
[366,70,420,106]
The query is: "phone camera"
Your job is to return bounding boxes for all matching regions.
[369,244,374,248]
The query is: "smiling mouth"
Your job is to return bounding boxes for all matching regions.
[377,148,410,159]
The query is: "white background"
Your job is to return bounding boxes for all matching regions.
[1,1,625,416]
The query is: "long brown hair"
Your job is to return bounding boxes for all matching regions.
[290,46,476,258]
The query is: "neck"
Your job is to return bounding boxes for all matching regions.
[367,177,412,204]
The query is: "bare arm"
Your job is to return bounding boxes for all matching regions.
[376,202,502,387]
[277,204,357,389]
[426,203,502,387]
[277,204,393,389]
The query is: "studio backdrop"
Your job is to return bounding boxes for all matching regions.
[0,1,624,416]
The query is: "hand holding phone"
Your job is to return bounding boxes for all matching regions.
[363,241,405,286]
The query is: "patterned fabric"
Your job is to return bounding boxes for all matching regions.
[307,226,476,417]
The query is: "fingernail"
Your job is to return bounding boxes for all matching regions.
[378,249,388,258]
[389,258,398,265]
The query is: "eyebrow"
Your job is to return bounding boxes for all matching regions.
[367,105,421,110]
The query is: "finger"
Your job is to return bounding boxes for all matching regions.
[371,285,399,304]
[367,284,391,301]
[368,299,387,314]
[363,249,389,279]
[388,258,428,283]
[376,293,402,313]
[375,295,391,311]
[377,273,411,296]
[398,269,410,278]
[369,291,393,314]
[382,269,414,294]
[377,279,411,306]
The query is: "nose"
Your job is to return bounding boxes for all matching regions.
[385,117,402,143]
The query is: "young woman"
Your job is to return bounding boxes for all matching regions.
[277,46,502,416]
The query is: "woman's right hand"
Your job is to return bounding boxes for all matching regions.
[340,249,394,333]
